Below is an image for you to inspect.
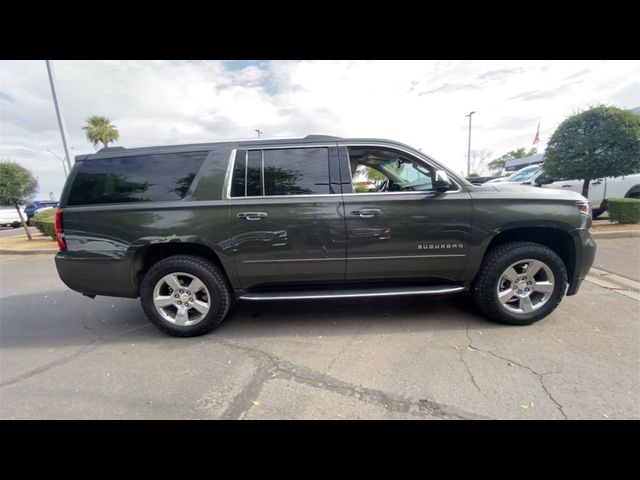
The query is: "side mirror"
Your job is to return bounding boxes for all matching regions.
[433,170,453,192]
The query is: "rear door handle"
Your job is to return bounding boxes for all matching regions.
[562,185,572,188]
[238,212,268,221]
[351,209,381,218]
[591,181,602,186]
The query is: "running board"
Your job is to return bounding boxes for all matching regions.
[239,285,466,301]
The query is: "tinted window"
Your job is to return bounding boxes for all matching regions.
[263,148,329,196]
[68,151,206,205]
[246,150,263,196]
[230,150,247,197]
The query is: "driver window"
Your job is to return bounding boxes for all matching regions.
[348,147,435,193]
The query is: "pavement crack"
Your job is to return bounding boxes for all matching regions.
[213,337,486,420]
[220,364,275,420]
[458,350,481,392]
[465,323,567,419]
[0,324,150,388]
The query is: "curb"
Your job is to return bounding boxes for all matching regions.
[0,249,57,255]
[592,230,640,239]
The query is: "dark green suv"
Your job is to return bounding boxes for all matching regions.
[54,135,596,336]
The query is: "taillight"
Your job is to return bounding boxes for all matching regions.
[54,208,66,251]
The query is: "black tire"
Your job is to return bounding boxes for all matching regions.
[592,208,603,220]
[140,255,232,337]
[472,241,568,326]
[11,222,20,228]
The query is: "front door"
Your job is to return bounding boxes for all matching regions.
[339,144,473,282]
[227,145,346,289]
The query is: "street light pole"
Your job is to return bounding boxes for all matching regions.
[466,111,476,176]
[47,149,68,177]
[255,129,263,138]
[45,60,72,172]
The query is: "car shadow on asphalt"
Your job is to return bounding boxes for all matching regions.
[0,289,507,350]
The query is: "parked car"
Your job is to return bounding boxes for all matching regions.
[486,165,544,184]
[54,136,596,337]
[532,171,640,218]
[488,165,640,218]
[465,175,505,185]
[33,204,58,217]
[25,201,59,222]
[0,204,25,228]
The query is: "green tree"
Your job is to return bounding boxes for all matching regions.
[545,105,640,198]
[83,115,120,149]
[488,147,538,175]
[0,161,38,240]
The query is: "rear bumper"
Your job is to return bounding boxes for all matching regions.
[566,228,597,296]
[55,252,137,298]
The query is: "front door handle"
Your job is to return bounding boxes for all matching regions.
[562,185,572,188]
[238,212,268,221]
[351,209,381,218]
[591,181,602,186]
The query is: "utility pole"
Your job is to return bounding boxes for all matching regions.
[45,60,72,172]
[466,111,476,176]
[255,129,263,138]
[47,149,68,177]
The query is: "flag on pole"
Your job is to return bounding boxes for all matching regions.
[533,120,541,145]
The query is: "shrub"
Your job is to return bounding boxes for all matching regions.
[608,198,640,224]
[32,209,56,239]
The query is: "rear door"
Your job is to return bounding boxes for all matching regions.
[227,145,347,289]
[339,143,473,282]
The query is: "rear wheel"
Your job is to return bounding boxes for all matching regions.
[140,255,231,337]
[472,241,567,325]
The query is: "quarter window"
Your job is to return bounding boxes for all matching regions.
[67,151,207,205]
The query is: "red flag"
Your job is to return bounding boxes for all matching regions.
[533,121,540,145]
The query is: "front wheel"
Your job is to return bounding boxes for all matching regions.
[472,242,568,325]
[140,255,232,337]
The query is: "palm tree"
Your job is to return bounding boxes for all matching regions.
[83,115,120,149]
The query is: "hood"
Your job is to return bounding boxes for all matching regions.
[478,183,587,201]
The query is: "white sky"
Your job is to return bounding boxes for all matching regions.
[1,60,638,200]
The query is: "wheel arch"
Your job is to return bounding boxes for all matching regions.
[625,184,640,199]
[130,242,238,296]
[478,226,576,288]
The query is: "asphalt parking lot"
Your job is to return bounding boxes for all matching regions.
[1,241,639,420]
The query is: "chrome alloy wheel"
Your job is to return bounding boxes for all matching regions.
[152,272,211,326]
[496,259,555,314]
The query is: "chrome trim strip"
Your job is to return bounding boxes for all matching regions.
[242,254,465,264]
[222,148,237,200]
[240,286,466,301]
[244,150,248,197]
[349,254,466,260]
[261,150,265,196]
[243,258,345,264]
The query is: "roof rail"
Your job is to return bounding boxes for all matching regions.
[97,146,126,152]
[304,134,342,140]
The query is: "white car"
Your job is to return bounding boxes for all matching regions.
[0,205,26,228]
[488,166,640,218]
[486,165,543,184]
[33,205,56,216]
[533,171,640,217]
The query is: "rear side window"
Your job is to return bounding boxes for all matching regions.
[67,151,207,205]
[231,147,330,197]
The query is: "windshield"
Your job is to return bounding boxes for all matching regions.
[508,165,542,182]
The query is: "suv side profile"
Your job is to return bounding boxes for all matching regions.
[54,136,596,337]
